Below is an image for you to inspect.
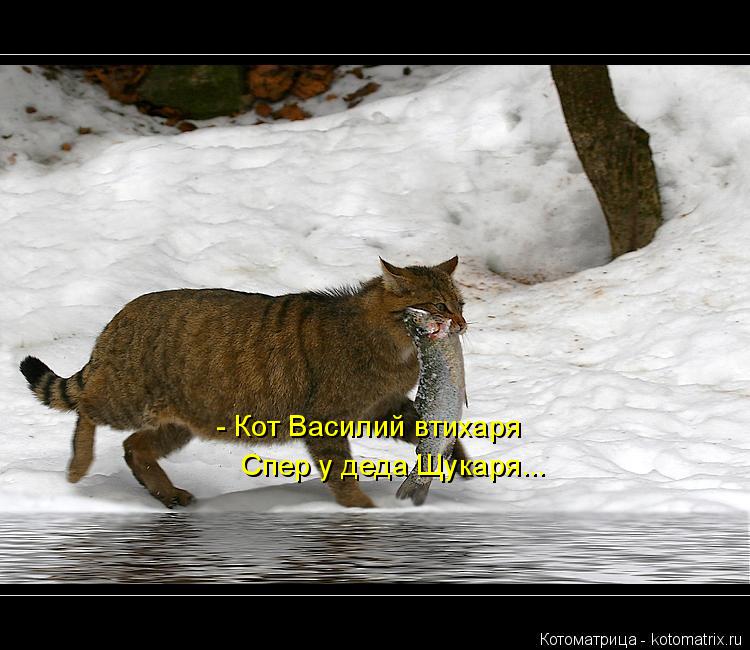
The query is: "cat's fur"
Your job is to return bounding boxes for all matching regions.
[20,257,468,508]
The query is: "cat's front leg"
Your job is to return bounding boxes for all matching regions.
[304,437,375,508]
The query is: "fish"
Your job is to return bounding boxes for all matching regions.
[396,307,467,506]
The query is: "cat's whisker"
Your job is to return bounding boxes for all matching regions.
[459,331,476,354]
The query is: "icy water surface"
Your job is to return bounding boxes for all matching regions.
[0,513,747,583]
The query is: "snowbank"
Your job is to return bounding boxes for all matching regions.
[2,64,750,514]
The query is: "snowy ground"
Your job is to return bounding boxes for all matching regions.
[2,64,750,514]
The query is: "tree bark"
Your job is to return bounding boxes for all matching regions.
[551,65,662,258]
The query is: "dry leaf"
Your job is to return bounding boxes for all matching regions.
[273,103,310,121]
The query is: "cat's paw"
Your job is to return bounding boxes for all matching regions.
[340,493,376,508]
[160,487,195,508]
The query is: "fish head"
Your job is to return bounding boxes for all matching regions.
[403,308,452,341]
[380,256,467,335]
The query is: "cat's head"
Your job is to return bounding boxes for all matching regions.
[379,256,467,333]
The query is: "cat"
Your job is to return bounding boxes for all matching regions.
[20,257,469,509]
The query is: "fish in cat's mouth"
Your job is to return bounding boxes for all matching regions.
[436,309,467,335]
[423,317,452,341]
[404,309,461,340]
[430,313,467,337]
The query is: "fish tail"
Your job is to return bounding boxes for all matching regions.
[396,469,432,506]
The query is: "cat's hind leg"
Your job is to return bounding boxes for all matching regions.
[123,423,194,508]
[67,413,96,483]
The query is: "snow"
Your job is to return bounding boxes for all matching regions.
[2,64,750,514]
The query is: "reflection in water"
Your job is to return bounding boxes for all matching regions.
[0,513,746,583]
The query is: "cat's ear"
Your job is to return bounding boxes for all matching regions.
[435,255,459,275]
[380,258,409,294]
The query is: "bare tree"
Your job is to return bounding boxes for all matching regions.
[551,65,662,258]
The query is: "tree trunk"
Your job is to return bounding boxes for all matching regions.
[551,65,662,258]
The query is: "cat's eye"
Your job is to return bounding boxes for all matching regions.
[435,302,448,312]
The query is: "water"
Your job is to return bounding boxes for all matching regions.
[0,513,746,583]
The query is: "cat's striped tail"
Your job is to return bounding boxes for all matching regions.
[395,468,432,506]
[19,356,86,412]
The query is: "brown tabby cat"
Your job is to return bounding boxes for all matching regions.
[20,257,468,509]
